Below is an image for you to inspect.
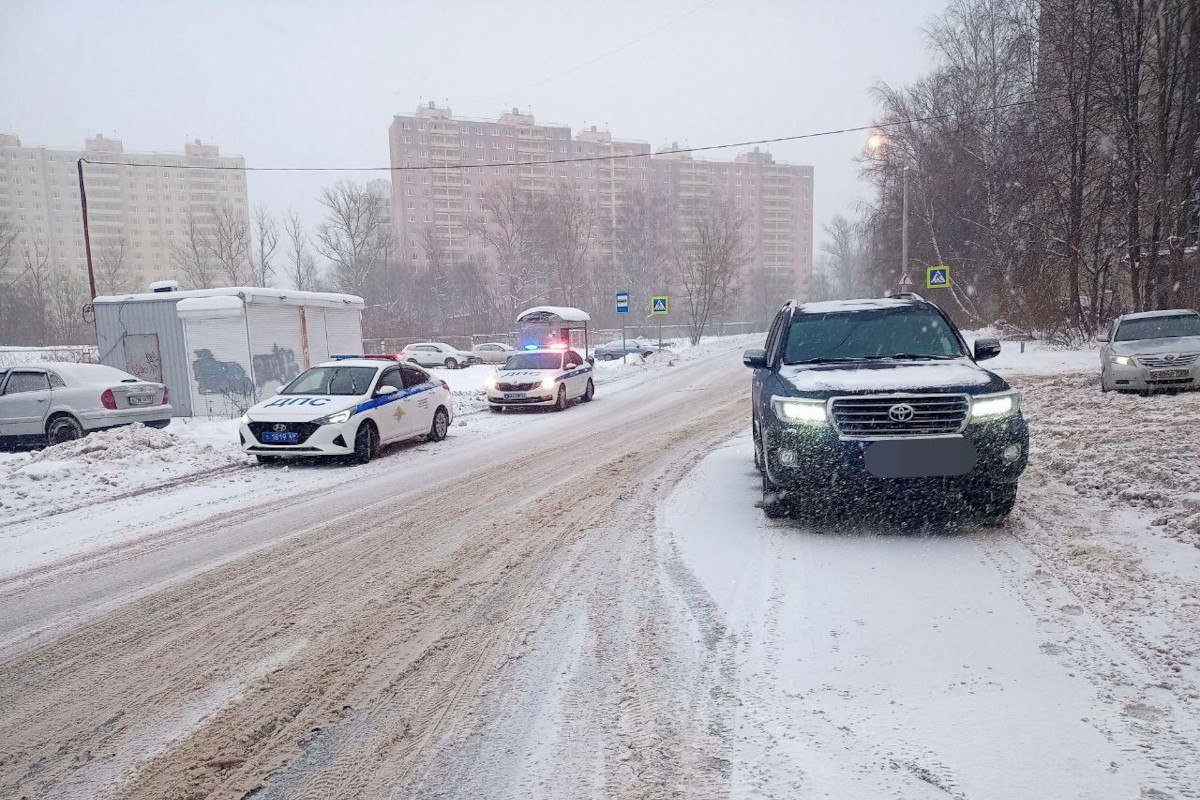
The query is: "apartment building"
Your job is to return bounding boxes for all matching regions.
[0,133,249,293]
[387,103,814,305]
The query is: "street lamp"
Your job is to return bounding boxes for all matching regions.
[866,133,909,289]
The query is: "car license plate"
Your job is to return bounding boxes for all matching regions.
[863,438,977,479]
[503,392,524,399]
[261,431,299,444]
[1151,368,1189,380]
[128,394,154,407]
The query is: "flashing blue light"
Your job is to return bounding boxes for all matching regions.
[523,344,539,350]
[330,354,361,360]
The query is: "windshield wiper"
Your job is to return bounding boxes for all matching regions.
[786,356,873,365]
[856,353,959,361]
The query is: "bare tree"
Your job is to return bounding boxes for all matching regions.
[45,266,88,343]
[613,184,675,316]
[315,181,391,297]
[541,181,596,306]
[470,179,548,324]
[172,211,217,289]
[94,237,129,294]
[283,210,320,291]
[209,202,252,285]
[250,206,279,287]
[675,195,747,345]
[19,241,53,343]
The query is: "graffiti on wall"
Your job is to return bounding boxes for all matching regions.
[192,349,255,396]
[252,344,300,388]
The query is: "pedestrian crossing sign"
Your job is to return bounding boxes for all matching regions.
[650,295,670,315]
[926,265,951,289]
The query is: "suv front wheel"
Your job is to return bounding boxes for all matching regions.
[967,482,1017,526]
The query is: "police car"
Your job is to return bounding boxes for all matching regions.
[240,355,453,464]
[485,346,594,412]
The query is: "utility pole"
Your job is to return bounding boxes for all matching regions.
[901,165,909,284]
[77,158,97,300]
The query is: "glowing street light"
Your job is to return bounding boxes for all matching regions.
[867,133,886,151]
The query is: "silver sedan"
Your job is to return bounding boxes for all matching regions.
[1100,309,1200,393]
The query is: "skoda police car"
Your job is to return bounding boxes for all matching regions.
[485,346,595,412]
[240,355,453,464]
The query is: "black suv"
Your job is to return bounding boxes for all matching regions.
[744,295,1028,523]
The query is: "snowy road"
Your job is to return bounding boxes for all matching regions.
[1,347,1197,799]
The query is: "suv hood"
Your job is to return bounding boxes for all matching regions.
[249,395,358,421]
[779,358,1008,397]
[1110,335,1200,356]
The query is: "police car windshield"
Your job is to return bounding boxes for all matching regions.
[783,307,964,364]
[1114,314,1200,341]
[281,366,377,396]
[503,353,563,370]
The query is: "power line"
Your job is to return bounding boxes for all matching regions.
[79,94,1043,175]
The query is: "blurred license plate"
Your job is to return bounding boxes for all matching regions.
[128,394,154,407]
[262,431,299,443]
[1152,369,1189,379]
[863,438,977,479]
[503,392,524,399]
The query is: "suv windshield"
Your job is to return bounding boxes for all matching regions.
[1114,314,1200,342]
[280,366,377,396]
[783,307,965,364]
[503,353,562,370]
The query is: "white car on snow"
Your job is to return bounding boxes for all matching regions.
[0,362,172,447]
[240,355,454,464]
[486,347,595,412]
[400,342,480,369]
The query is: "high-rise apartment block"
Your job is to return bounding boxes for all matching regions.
[387,103,814,304]
[0,133,248,293]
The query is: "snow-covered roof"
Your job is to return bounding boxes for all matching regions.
[797,298,917,314]
[516,306,591,323]
[176,296,245,318]
[29,362,143,384]
[1120,308,1198,321]
[93,286,365,310]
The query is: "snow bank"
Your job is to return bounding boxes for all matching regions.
[0,345,98,367]
[0,422,250,525]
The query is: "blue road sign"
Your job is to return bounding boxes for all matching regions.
[616,291,629,313]
[650,295,670,315]
[926,265,951,289]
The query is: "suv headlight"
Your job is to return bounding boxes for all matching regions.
[970,391,1020,421]
[771,396,828,425]
[313,408,353,426]
[1109,355,1134,366]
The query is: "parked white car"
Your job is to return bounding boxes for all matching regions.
[470,342,515,364]
[399,342,480,369]
[240,355,454,464]
[1100,309,1200,394]
[0,362,172,447]
[485,347,594,412]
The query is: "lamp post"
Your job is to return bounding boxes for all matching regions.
[76,158,97,300]
[867,134,911,289]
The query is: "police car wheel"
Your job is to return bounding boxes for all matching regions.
[428,407,449,442]
[353,423,377,464]
[581,380,594,402]
[554,385,567,412]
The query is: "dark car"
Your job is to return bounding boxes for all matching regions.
[594,338,656,360]
[744,295,1028,523]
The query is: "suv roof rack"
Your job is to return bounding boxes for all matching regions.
[885,291,926,301]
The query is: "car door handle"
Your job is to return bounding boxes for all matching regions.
[36,398,47,403]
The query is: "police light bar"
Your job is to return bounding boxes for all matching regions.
[548,343,568,351]
[522,344,540,350]
[330,354,404,361]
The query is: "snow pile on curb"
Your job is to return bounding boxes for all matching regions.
[0,423,250,524]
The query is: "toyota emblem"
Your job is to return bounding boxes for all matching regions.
[273,423,288,432]
[1162,353,1177,362]
[888,403,915,422]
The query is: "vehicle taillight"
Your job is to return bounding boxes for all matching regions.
[101,388,116,409]
[162,386,170,405]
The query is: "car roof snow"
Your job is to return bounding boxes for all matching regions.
[1119,308,1198,321]
[794,297,920,314]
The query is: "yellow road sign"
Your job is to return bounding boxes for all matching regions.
[926,265,951,289]
[650,295,670,315]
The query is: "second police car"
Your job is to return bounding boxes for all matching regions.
[240,355,453,464]
[485,345,594,411]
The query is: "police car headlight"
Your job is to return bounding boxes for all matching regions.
[486,376,499,390]
[541,377,556,390]
[240,413,251,425]
[970,391,1020,421]
[314,408,353,426]
[771,396,828,425]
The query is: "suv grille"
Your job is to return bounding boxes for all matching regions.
[497,381,541,392]
[1138,353,1198,368]
[248,421,321,445]
[831,395,969,438]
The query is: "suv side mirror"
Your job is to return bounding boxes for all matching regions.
[1095,332,1110,342]
[743,348,768,369]
[375,384,399,396]
[973,338,1001,361]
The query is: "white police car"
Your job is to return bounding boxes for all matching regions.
[240,355,453,464]
[485,346,594,412]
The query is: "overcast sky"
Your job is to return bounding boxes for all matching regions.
[1,0,943,249]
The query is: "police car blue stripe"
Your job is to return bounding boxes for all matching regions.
[354,382,440,414]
